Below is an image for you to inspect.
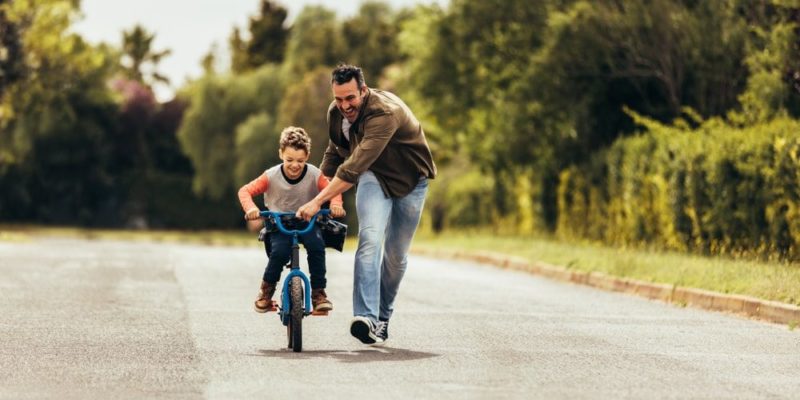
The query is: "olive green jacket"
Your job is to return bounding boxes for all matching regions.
[320,88,437,198]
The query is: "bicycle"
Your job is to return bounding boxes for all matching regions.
[259,209,330,353]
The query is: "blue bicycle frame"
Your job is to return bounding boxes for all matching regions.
[260,209,330,325]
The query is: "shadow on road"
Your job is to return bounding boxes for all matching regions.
[253,347,439,363]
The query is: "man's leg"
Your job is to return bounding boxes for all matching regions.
[380,177,428,321]
[353,171,392,322]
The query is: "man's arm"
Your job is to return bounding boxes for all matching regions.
[296,176,353,220]
[320,139,345,178]
[333,115,397,183]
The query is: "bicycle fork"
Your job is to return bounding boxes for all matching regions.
[279,238,313,325]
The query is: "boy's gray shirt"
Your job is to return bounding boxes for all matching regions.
[263,164,323,212]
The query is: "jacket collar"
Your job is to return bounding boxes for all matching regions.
[353,88,372,124]
[331,88,373,144]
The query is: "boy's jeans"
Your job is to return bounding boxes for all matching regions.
[263,226,326,288]
[353,171,428,323]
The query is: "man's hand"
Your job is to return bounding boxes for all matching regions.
[296,200,321,221]
[330,204,346,218]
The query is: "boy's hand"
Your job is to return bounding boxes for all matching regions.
[330,204,346,218]
[244,208,260,220]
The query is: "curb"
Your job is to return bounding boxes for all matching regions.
[412,247,800,326]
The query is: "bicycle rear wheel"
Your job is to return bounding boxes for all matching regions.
[286,276,304,352]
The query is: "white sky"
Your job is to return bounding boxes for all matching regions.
[73,0,447,101]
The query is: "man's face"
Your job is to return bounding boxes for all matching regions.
[333,78,365,123]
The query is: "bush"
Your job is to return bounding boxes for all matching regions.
[557,117,800,261]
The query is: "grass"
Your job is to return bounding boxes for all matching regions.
[412,230,800,306]
[0,224,257,247]
[3,224,799,306]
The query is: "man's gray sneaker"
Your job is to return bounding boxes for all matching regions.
[350,316,383,345]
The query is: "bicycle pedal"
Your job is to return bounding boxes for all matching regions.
[310,310,329,316]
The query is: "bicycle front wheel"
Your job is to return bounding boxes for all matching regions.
[287,276,304,352]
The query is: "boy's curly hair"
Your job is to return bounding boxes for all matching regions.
[279,126,311,154]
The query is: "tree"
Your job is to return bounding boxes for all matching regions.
[0,0,119,224]
[177,64,286,199]
[0,0,25,100]
[282,6,344,80]
[396,0,758,231]
[230,0,289,73]
[276,67,334,165]
[730,0,800,123]
[234,112,279,186]
[121,24,171,89]
[341,1,401,82]
[200,43,219,75]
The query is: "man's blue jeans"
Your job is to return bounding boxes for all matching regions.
[353,171,428,323]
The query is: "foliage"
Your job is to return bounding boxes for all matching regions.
[340,1,402,83]
[4,0,800,245]
[282,6,343,81]
[234,112,279,186]
[425,160,496,232]
[557,116,800,261]
[177,64,285,199]
[398,0,793,233]
[0,0,25,100]
[230,0,289,73]
[0,0,119,224]
[121,24,171,89]
[730,1,800,124]
[275,67,333,165]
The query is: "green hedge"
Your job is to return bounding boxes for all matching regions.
[557,117,800,260]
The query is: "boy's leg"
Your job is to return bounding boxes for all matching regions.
[380,177,428,322]
[255,234,291,312]
[301,226,327,289]
[264,234,292,283]
[353,171,393,323]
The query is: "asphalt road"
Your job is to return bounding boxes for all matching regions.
[1,238,798,399]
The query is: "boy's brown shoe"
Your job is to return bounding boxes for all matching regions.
[255,281,277,313]
[311,288,333,312]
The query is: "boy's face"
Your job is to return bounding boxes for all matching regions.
[279,147,309,180]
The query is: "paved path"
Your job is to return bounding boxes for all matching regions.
[1,238,798,399]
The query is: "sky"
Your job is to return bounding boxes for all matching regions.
[73,0,447,101]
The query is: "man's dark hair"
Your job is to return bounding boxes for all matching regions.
[331,63,365,88]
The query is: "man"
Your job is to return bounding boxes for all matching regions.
[296,64,436,345]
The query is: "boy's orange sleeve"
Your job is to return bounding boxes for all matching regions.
[317,175,344,207]
[238,173,270,212]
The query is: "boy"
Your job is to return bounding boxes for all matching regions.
[238,126,345,313]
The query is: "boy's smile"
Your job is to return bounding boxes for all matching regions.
[280,147,309,180]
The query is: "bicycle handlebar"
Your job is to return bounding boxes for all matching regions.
[259,209,330,236]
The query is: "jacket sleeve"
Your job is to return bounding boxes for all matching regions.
[237,173,270,212]
[335,113,397,184]
[320,139,344,178]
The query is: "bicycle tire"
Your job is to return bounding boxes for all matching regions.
[289,276,304,352]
